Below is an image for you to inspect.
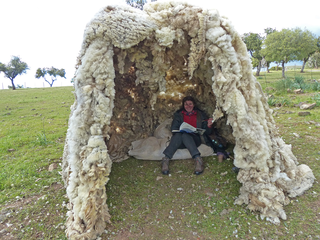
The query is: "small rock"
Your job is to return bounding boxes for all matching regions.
[294,102,306,107]
[0,214,7,222]
[300,103,316,110]
[232,167,240,173]
[8,149,15,152]
[292,133,300,138]
[177,188,183,191]
[298,112,311,116]
[265,87,274,92]
[156,176,163,181]
[206,192,214,197]
[220,171,228,176]
[286,111,294,114]
[48,163,58,171]
[220,209,229,216]
[294,89,302,94]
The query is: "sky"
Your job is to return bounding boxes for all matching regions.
[1,0,319,89]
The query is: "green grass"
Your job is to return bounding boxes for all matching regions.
[0,73,320,239]
[0,87,74,239]
[255,68,320,91]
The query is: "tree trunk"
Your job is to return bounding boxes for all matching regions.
[282,61,285,78]
[255,60,262,76]
[300,58,308,73]
[267,62,270,73]
[45,79,53,87]
[10,79,16,90]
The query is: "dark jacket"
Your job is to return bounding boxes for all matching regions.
[171,109,213,146]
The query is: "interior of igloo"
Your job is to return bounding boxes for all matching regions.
[108,41,233,162]
[62,2,315,239]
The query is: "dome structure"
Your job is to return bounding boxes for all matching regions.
[62,2,314,239]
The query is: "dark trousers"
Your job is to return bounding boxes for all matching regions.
[163,132,201,159]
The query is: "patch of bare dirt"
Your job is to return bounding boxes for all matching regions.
[0,195,40,240]
[0,182,65,240]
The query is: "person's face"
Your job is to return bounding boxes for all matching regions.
[184,100,194,113]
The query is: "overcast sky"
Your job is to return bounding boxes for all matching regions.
[1,0,319,89]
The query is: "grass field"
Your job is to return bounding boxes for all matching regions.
[0,70,320,239]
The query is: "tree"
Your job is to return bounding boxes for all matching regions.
[0,56,29,90]
[35,67,66,87]
[263,28,276,73]
[261,29,298,78]
[307,52,320,69]
[126,0,145,9]
[242,33,263,76]
[242,28,276,75]
[293,28,318,72]
[126,0,157,9]
[264,27,276,36]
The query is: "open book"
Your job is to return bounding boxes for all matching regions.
[172,122,206,135]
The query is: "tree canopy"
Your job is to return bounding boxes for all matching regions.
[126,0,146,9]
[0,56,29,90]
[242,28,276,76]
[261,29,299,78]
[126,0,156,9]
[264,27,276,36]
[35,67,66,87]
[242,32,263,76]
[261,28,319,77]
[308,52,320,69]
[293,28,318,72]
[242,33,263,60]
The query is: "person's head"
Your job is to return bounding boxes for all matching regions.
[182,96,197,113]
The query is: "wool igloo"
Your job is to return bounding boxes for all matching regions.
[62,1,315,239]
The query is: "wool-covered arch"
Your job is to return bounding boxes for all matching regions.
[62,2,314,239]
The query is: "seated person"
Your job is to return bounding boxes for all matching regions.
[161,96,213,175]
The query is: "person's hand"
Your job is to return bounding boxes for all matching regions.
[207,118,213,127]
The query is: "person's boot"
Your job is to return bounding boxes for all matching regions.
[194,156,204,175]
[161,156,170,175]
[218,154,224,163]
